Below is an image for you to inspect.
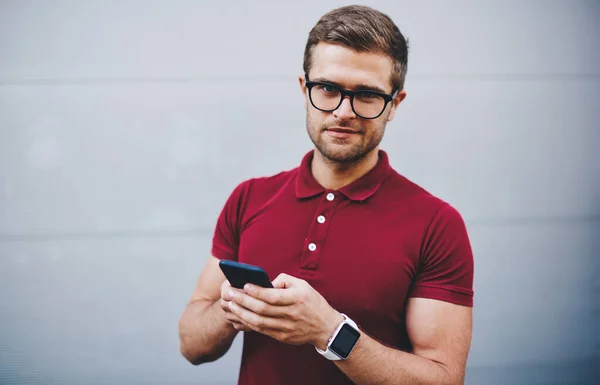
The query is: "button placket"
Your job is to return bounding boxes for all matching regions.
[300,191,341,270]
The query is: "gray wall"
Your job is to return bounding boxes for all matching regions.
[0,1,598,384]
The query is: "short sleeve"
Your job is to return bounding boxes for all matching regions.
[211,180,251,262]
[410,203,475,307]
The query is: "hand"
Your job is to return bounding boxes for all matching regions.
[227,273,344,348]
[220,280,251,332]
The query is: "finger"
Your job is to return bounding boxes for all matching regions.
[271,273,298,289]
[221,299,245,317]
[222,302,251,331]
[230,291,288,317]
[220,279,232,295]
[228,316,251,331]
[220,298,250,321]
[227,314,243,326]
[244,280,298,306]
[228,301,292,332]
[221,287,244,301]
[221,280,247,299]
[243,286,296,306]
[220,281,231,299]
[220,298,237,312]
[232,323,251,331]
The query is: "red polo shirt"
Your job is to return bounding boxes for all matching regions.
[212,150,474,385]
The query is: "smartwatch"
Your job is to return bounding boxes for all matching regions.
[315,313,361,360]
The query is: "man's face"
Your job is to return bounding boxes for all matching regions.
[300,43,406,164]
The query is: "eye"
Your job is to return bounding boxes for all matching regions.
[357,91,380,99]
[355,91,383,104]
[316,84,339,94]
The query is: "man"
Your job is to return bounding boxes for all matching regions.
[179,5,474,385]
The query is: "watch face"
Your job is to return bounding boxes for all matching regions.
[330,323,360,358]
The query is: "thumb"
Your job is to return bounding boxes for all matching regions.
[272,273,299,289]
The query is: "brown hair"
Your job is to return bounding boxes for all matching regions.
[303,5,409,92]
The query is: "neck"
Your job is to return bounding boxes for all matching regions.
[311,148,380,190]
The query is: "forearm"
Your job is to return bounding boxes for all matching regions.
[335,333,461,385]
[178,300,238,365]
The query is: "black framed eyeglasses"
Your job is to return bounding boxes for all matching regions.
[304,74,397,119]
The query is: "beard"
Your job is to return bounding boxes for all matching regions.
[306,112,386,164]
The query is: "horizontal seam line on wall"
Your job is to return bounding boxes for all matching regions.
[0,73,599,86]
[466,214,600,226]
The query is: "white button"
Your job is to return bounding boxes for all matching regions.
[317,215,326,224]
[308,243,317,251]
[326,193,335,201]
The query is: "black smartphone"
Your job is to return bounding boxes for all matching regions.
[219,260,274,289]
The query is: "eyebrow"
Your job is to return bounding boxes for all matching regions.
[310,77,389,95]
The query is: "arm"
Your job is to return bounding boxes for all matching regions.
[333,298,472,385]
[178,256,247,365]
[180,180,252,364]
[326,203,474,384]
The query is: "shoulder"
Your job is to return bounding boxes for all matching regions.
[385,169,456,213]
[381,169,469,239]
[224,166,299,205]
[251,167,298,190]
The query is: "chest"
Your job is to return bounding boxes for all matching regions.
[237,193,423,321]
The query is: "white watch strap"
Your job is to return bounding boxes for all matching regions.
[316,345,342,360]
[315,313,359,360]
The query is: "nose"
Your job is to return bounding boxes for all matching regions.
[333,96,356,119]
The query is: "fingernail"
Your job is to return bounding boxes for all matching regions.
[244,284,251,291]
[229,290,235,299]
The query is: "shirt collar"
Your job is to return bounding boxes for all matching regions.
[295,149,392,202]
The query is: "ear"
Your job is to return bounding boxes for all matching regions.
[298,74,308,110]
[386,89,407,122]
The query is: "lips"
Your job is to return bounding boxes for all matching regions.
[325,127,360,139]
[326,127,360,134]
